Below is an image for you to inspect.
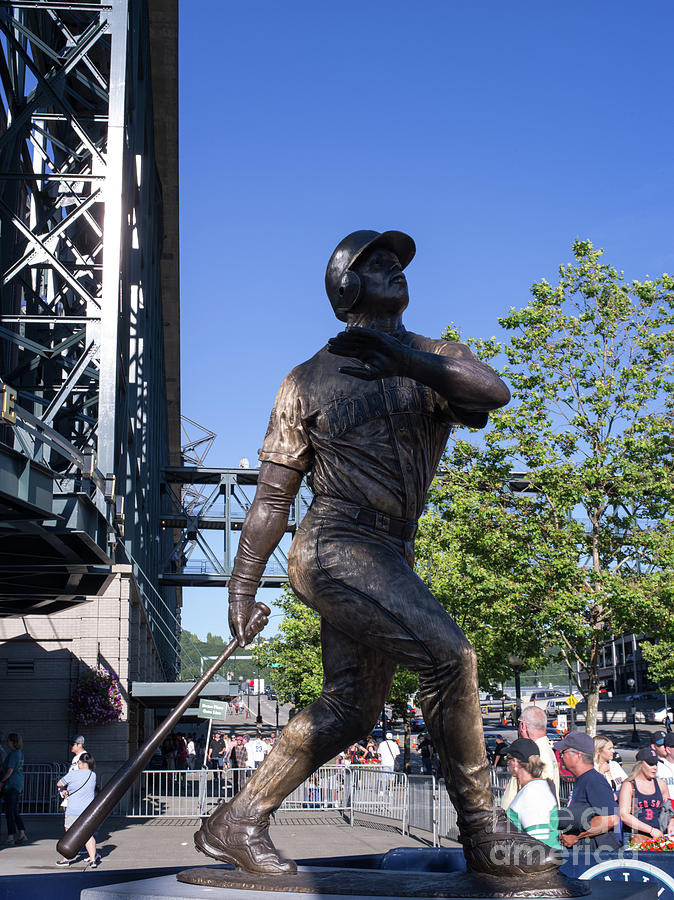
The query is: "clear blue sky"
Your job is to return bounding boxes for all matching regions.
[177,0,674,639]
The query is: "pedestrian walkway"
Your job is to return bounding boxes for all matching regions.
[0,812,443,899]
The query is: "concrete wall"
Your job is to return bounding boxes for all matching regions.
[0,567,166,781]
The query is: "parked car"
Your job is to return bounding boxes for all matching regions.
[410,715,425,732]
[652,707,673,724]
[529,689,566,703]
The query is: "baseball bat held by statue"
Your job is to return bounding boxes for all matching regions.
[57,601,271,859]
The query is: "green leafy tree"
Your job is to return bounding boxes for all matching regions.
[254,587,323,708]
[179,629,261,683]
[417,241,674,734]
[641,641,674,696]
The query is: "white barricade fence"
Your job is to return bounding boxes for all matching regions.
[21,763,67,815]
[490,769,511,805]
[116,768,254,818]
[349,765,408,831]
[108,762,564,839]
[407,774,437,843]
[281,766,347,810]
[437,778,460,843]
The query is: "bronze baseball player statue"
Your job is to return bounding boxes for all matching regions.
[194,230,561,877]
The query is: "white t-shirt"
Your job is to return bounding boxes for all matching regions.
[378,739,400,769]
[596,759,628,793]
[657,757,674,791]
[246,739,270,766]
[68,750,85,773]
[507,778,560,848]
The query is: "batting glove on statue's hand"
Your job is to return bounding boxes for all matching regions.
[229,595,270,647]
[229,594,255,647]
[327,327,409,381]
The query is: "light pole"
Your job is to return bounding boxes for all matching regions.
[627,677,639,744]
[508,654,524,728]
[275,700,279,731]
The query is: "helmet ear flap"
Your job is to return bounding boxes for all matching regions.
[337,269,360,313]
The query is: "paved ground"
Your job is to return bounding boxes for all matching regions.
[0,812,436,879]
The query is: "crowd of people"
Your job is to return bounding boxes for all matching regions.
[492,706,674,852]
[2,704,674,868]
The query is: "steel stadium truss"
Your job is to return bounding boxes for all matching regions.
[0,1,180,676]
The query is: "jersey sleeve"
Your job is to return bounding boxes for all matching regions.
[258,372,313,473]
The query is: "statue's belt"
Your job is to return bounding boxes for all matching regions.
[314,496,417,541]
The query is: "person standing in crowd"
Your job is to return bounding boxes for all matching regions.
[504,738,560,849]
[56,753,99,867]
[651,731,667,762]
[175,733,188,770]
[186,734,197,770]
[419,734,434,775]
[208,732,223,770]
[594,735,627,801]
[619,747,674,844]
[555,732,620,851]
[502,706,559,809]
[0,733,25,844]
[378,732,400,773]
[230,736,248,795]
[68,735,86,772]
[657,733,674,795]
[362,736,379,764]
[492,735,509,769]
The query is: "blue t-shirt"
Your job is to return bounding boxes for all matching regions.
[61,768,96,817]
[2,749,23,792]
[563,767,620,849]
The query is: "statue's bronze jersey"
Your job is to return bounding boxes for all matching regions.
[259,330,474,522]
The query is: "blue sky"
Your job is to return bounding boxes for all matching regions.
[177,0,674,639]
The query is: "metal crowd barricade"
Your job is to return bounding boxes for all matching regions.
[21,762,67,815]
[349,765,408,832]
[281,765,347,811]
[407,774,437,843]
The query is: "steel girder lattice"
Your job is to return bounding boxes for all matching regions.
[0,1,180,677]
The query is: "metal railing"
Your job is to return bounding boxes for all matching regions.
[20,762,571,850]
[20,763,67,815]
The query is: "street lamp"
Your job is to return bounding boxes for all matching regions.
[508,654,524,727]
[275,700,279,731]
[627,677,639,744]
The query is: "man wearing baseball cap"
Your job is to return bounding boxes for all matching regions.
[554,732,619,850]
[68,736,86,773]
[651,731,667,761]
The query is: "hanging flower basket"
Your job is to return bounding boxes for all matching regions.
[69,665,123,726]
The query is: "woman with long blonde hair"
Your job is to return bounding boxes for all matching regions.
[594,735,627,800]
[619,748,674,844]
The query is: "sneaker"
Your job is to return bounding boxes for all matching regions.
[56,859,70,867]
[16,833,27,843]
[87,858,99,868]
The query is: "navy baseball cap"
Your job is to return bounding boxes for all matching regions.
[554,731,594,756]
[664,734,674,748]
[71,735,85,745]
[652,731,666,746]
[637,747,659,765]
[505,738,539,763]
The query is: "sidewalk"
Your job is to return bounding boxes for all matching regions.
[0,813,439,899]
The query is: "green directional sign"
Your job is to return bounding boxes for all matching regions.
[198,699,228,720]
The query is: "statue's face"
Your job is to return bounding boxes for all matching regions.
[352,246,409,316]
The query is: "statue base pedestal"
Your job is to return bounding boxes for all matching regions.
[80,867,648,900]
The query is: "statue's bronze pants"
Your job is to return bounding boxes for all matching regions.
[209,497,494,836]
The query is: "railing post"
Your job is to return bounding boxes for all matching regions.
[433,775,439,847]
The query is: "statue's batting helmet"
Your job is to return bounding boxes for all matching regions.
[325,230,416,321]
